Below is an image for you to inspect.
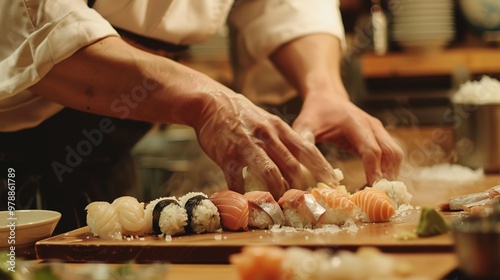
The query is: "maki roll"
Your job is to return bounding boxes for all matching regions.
[179,192,221,234]
[145,197,188,236]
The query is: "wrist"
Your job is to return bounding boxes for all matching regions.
[301,74,349,101]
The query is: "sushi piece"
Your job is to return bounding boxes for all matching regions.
[209,190,249,231]
[351,188,396,223]
[111,196,148,236]
[230,246,412,280]
[372,179,412,208]
[278,189,326,229]
[179,192,221,234]
[311,187,358,226]
[464,196,500,216]
[439,185,500,211]
[85,201,122,240]
[229,246,287,280]
[145,197,188,236]
[244,191,285,229]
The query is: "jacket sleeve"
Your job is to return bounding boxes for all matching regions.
[228,0,345,65]
[227,0,346,105]
[0,0,119,99]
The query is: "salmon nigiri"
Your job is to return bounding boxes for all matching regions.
[278,189,326,228]
[311,187,358,225]
[244,191,285,229]
[210,190,249,231]
[351,188,396,223]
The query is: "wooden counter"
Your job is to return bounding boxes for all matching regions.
[35,208,458,264]
[362,48,500,78]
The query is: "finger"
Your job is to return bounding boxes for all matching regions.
[343,123,383,186]
[222,159,245,194]
[370,120,404,180]
[279,125,340,187]
[253,127,310,190]
[244,144,288,199]
[299,129,316,144]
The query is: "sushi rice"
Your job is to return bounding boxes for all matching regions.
[145,196,188,236]
[179,192,221,234]
[248,206,275,229]
[372,179,412,208]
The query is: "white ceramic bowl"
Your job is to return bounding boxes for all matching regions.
[0,210,61,249]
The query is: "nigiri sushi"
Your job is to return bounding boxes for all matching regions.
[230,246,412,280]
[278,189,326,229]
[439,185,500,211]
[111,196,148,236]
[179,192,221,234]
[372,179,412,208]
[311,187,358,226]
[351,188,396,223]
[145,197,188,236]
[229,246,287,280]
[210,190,249,231]
[244,191,285,229]
[85,201,122,240]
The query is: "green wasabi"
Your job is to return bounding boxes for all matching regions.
[416,206,450,237]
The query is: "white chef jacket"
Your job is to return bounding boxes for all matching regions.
[0,0,345,132]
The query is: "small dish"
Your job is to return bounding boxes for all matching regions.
[0,210,61,249]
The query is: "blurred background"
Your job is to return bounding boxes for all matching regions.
[131,0,500,204]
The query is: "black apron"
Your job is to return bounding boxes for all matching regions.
[0,109,152,234]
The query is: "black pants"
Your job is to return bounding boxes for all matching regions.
[0,109,152,234]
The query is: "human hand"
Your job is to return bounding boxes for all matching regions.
[191,91,340,199]
[292,93,404,186]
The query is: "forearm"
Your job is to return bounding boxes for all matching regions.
[270,34,349,100]
[30,36,226,128]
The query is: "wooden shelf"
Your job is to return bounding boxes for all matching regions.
[361,48,500,78]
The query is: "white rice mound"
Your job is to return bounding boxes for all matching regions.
[313,195,362,226]
[283,209,314,229]
[372,179,412,208]
[179,192,221,233]
[189,199,221,233]
[452,75,500,104]
[248,207,274,229]
[316,204,358,226]
[158,202,188,236]
[145,196,181,234]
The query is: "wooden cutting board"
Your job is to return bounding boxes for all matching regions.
[35,209,459,264]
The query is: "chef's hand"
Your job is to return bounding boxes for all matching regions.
[190,91,340,198]
[292,93,404,185]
